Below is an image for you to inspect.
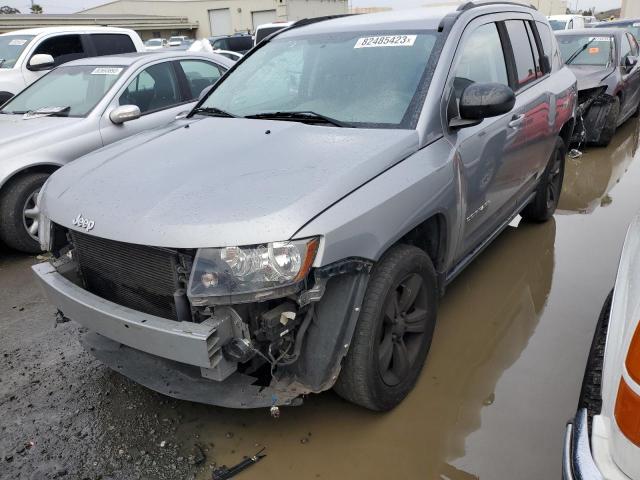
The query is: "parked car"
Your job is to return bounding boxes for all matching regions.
[254,21,293,45]
[33,2,576,411]
[168,35,189,47]
[209,33,253,54]
[0,51,232,253]
[556,28,640,147]
[0,26,144,106]
[144,38,167,50]
[594,18,640,39]
[563,214,640,480]
[213,49,242,62]
[549,15,587,31]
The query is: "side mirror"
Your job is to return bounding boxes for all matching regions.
[451,82,516,129]
[109,105,141,125]
[28,54,54,71]
[198,85,214,101]
[625,55,638,71]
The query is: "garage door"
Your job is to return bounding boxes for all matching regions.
[252,10,277,30]
[209,8,232,36]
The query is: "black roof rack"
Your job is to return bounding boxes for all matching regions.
[457,0,537,11]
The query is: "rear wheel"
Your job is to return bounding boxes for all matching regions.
[334,244,437,411]
[521,137,565,223]
[0,172,49,253]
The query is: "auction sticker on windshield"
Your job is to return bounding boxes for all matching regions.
[354,35,417,48]
[9,39,27,46]
[91,67,123,75]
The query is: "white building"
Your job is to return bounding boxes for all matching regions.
[81,0,348,38]
[622,0,640,18]
[529,0,568,15]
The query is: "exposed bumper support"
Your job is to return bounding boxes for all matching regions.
[32,262,224,369]
[563,409,605,480]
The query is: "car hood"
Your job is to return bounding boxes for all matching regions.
[0,114,84,150]
[43,117,419,248]
[569,65,616,92]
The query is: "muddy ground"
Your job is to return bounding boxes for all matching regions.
[2,118,640,480]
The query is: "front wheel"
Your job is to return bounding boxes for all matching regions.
[0,172,49,253]
[521,137,565,223]
[334,244,437,411]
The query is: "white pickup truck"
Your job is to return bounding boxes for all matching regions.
[0,26,144,105]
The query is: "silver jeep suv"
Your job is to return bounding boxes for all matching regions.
[33,1,577,411]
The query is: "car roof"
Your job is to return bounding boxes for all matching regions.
[555,27,624,36]
[0,26,134,36]
[59,51,234,69]
[280,3,536,36]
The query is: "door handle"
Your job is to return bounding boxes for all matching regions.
[508,114,526,129]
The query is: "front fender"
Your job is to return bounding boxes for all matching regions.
[294,137,459,268]
[0,158,63,191]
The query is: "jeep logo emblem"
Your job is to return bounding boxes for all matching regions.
[72,214,95,232]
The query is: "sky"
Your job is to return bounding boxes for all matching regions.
[0,0,624,14]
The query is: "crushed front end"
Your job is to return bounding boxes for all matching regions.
[572,87,615,145]
[32,223,371,408]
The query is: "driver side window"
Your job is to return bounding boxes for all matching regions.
[620,34,633,63]
[452,22,508,106]
[119,62,181,114]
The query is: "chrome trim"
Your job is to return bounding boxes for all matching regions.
[563,409,605,480]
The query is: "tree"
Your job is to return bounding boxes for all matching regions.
[0,5,20,13]
[30,4,42,14]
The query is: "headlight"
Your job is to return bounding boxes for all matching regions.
[187,237,320,304]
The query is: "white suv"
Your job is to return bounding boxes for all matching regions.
[0,26,144,105]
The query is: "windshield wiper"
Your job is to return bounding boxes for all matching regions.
[245,111,350,127]
[191,106,237,118]
[0,59,5,68]
[16,106,71,118]
[566,39,595,65]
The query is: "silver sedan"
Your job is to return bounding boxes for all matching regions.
[0,50,233,253]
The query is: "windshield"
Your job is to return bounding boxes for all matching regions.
[145,39,163,46]
[1,65,124,117]
[549,20,568,31]
[202,31,439,128]
[558,35,613,66]
[0,34,35,69]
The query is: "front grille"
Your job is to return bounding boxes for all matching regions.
[70,231,186,320]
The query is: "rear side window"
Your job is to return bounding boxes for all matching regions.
[91,34,136,56]
[179,60,224,99]
[505,20,537,88]
[524,21,543,77]
[33,34,85,67]
[536,21,556,70]
[227,36,253,51]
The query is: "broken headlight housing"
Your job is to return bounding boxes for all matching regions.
[187,237,320,305]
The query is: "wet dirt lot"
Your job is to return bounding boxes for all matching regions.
[3,119,640,480]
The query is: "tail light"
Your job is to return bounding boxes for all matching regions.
[615,323,640,446]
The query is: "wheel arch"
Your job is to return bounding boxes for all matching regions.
[0,163,60,196]
[559,118,576,149]
[397,212,448,291]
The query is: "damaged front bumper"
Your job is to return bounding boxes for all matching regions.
[572,89,615,145]
[32,260,370,408]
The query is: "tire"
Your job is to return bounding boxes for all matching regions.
[334,244,438,411]
[592,96,620,147]
[578,291,612,429]
[0,172,49,253]
[521,137,566,223]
